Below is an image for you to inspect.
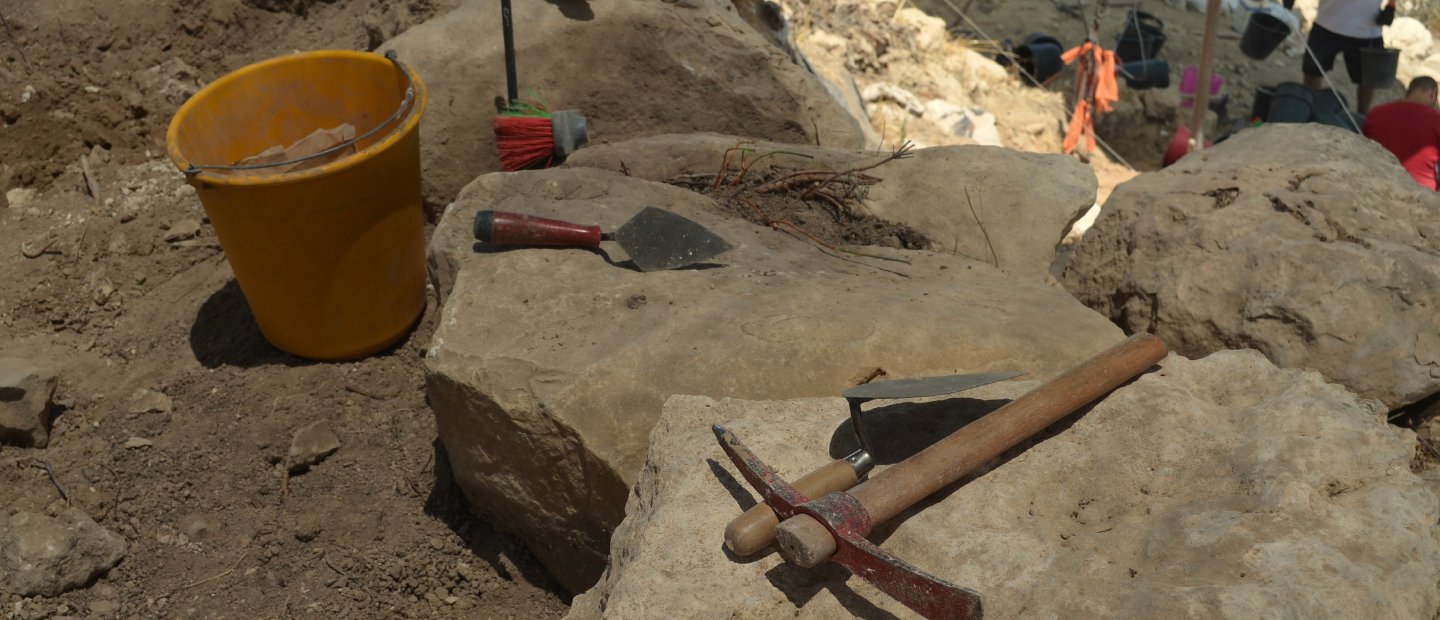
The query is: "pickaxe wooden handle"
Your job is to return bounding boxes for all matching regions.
[724,449,873,556]
[715,333,1168,618]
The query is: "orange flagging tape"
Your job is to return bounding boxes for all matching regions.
[1060,42,1119,155]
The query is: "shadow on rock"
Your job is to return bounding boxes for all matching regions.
[424,439,570,602]
[827,396,1012,465]
[763,561,901,620]
[542,0,594,21]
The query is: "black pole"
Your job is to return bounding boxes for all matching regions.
[502,0,518,105]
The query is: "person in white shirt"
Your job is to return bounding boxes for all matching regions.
[1301,0,1396,113]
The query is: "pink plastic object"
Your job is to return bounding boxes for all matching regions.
[1179,65,1225,107]
[1163,127,1213,168]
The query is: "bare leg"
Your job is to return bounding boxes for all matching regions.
[1357,85,1375,113]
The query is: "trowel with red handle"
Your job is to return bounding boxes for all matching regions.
[473,207,734,272]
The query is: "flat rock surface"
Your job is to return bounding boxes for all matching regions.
[1062,124,1440,410]
[425,167,1122,592]
[567,133,1097,283]
[381,0,864,207]
[570,351,1440,619]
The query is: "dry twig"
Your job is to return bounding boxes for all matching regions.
[713,142,757,190]
[736,197,910,270]
[729,150,814,188]
[162,551,249,600]
[964,188,999,268]
[17,458,68,504]
[80,156,101,205]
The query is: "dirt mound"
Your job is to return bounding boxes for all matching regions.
[0,2,570,617]
[0,0,454,194]
[0,155,569,618]
[667,146,934,252]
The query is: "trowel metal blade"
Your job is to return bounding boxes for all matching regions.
[842,371,1027,401]
[613,207,734,272]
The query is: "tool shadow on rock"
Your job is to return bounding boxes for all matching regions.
[863,398,1105,550]
[470,243,727,272]
[763,561,902,620]
[423,439,570,600]
[828,397,1013,465]
[541,0,595,21]
[707,457,760,514]
[707,457,777,567]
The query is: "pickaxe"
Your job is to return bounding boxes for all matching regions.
[714,333,1168,618]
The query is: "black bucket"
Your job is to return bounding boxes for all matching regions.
[1240,12,1292,60]
[1251,85,1276,121]
[1115,10,1166,62]
[1360,47,1400,88]
[1118,58,1171,89]
[1015,33,1065,84]
[1268,82,1313,123]
[1312,88,1359,131]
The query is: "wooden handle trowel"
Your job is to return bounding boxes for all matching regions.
[473,207,734,272]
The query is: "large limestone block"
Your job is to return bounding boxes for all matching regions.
[566,133,1097,283]
[380,0,865,206]
[1062,124,1440,410]
[425,167,1122,592]
[569,351,1440,619]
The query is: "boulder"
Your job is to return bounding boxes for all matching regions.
[566,134,1097,283]
[1061,124,1440,410]
[380,0,865,207]
[0,358,58,448]
[425,167,1123,592]
[1386,17,1434,63]
[1,508,127,597]
[568,351,1440,619]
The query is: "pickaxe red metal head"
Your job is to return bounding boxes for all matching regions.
[713,333,1169,619]
[714,425,983,619]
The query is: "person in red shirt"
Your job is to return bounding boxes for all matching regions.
[1363,76,1440,190]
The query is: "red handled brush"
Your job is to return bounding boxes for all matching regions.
[493,0,589,172]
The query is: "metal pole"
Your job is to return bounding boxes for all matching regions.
[501,0,518,104]
[1189,0,1223,147]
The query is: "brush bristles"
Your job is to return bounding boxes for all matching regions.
[494,115,555,172]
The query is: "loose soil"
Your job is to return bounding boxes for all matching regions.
[0,1,567,618]
[669,157,934,253]
[0,0,454,192]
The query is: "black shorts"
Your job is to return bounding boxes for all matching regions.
[1303,23,1384,84]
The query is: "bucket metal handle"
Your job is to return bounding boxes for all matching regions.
[183,51,416,177]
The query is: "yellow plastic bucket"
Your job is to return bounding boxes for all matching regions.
[167,50,428,361]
